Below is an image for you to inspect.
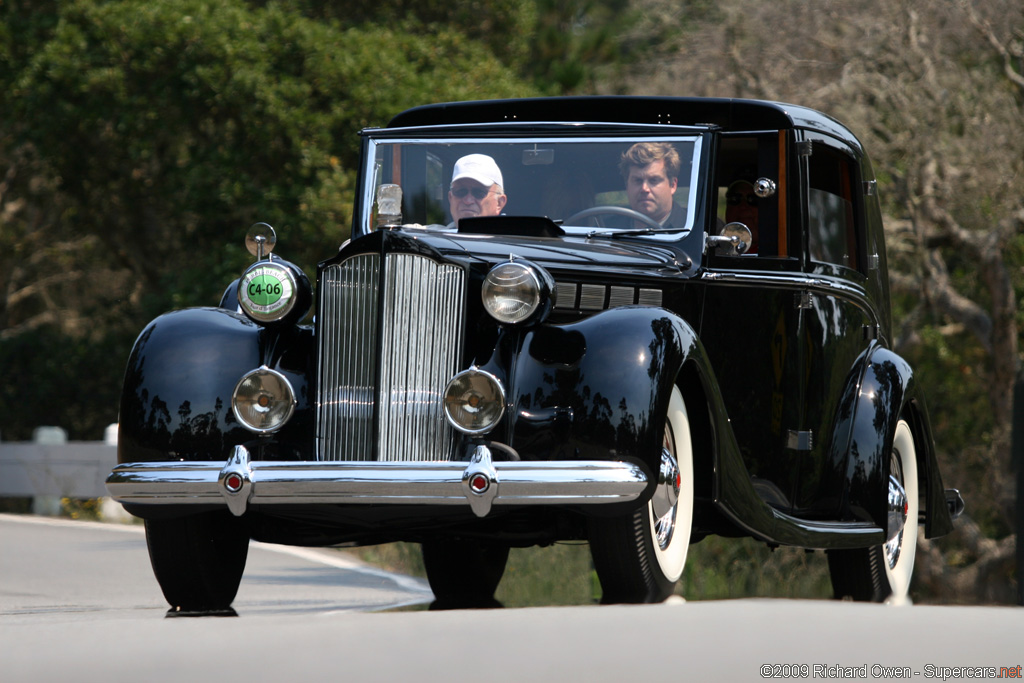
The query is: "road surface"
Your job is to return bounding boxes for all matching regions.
[2,514,1022,682]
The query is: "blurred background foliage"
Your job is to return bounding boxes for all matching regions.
[1,0,1022,604]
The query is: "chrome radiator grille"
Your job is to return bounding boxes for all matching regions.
[316,252,465,462]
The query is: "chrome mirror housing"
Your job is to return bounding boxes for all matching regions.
[706,222,752,255]
[245,222,277,261]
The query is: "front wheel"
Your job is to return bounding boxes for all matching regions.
[828,419,919,603]
[421,539,510,609]
[145,511,250,614]
[588,386,694,603]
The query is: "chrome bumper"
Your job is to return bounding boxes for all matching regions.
[106,444,649,518]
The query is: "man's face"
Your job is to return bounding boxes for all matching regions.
[626,159,677,223]
[725,181,758,227]
[449,179,506,225]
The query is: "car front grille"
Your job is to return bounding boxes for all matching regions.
[316,252,465,462]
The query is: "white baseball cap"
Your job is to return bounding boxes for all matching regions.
[451,154,503,189]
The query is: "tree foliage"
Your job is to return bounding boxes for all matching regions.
[264,0,641,94]
[0,0,534,440]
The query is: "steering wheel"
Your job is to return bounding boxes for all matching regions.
[564,206,664,230]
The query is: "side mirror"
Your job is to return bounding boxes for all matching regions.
[245,222,277,261]
[705,222,752,255]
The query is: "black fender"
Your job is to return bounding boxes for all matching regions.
[489,306,698,485]
[219,279,241,311]
[826,343,954,538]
[706,343,955,548]
[117,307,314,464]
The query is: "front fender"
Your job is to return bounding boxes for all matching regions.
[500,307,697,475]
[117,307,314,464]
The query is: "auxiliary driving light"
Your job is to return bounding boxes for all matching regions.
[481,261,552,325]
[231,366,296,433]
[443,368,506,435]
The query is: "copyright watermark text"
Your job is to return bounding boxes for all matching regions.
[759,664,1023,680]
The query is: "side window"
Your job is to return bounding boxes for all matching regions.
[715,133,784,257]
[807,143,861,271]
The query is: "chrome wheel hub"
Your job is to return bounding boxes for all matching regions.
[884,455,908,570]
[651,446,680,550]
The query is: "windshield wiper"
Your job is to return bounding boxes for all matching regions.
[586,226,692,239]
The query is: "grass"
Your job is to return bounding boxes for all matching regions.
[350,535,835,607]
[0,496,103,520]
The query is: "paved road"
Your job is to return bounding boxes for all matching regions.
[2,514,1023,683]
[0,513,432,619]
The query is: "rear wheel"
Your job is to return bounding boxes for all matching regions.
[828,419,919,603]
[589,386,693,603]
[421,539,510,608]
[145,511,249,614]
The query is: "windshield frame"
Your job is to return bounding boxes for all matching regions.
[357,132,706,242]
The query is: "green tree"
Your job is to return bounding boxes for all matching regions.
[266,0,643,94]
[0,0,535,439]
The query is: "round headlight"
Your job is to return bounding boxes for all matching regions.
[232,366,296,433]
[482,262,543,324]
[238,261,298,323]
[443,368,506,435]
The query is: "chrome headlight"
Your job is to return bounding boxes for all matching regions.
[238,260,299,323]
[481,260,553,325]
[232,366,296,433]
[443,368,506,435]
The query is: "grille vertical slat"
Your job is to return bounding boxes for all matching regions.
[317,252,464,462]
[317,254,380,461]
[379,254,464,462]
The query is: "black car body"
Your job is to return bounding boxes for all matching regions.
[107,96,962,610]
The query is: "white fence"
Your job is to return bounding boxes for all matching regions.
[0,425,126,518]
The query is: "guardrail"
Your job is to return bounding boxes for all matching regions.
[0,425,130,519]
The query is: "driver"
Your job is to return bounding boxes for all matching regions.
[618,142,685,229]
[448,154,507,227]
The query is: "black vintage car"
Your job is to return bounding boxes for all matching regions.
[107,96,963,611]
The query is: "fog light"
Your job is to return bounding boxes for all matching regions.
[443,368,505,435]
[232,366,296,433]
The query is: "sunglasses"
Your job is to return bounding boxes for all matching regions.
[726,192,758,207]
[451,186,495,200]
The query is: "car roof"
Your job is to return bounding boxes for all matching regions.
[386,96,862,152]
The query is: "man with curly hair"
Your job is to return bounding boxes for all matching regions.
[619,142,685,229]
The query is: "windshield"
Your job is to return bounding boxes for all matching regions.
[360,136,703,240]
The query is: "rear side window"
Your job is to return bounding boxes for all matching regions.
[807,143,861,271]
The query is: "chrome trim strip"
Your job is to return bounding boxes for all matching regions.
[700,271,880,327]
[106,449,648,518]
